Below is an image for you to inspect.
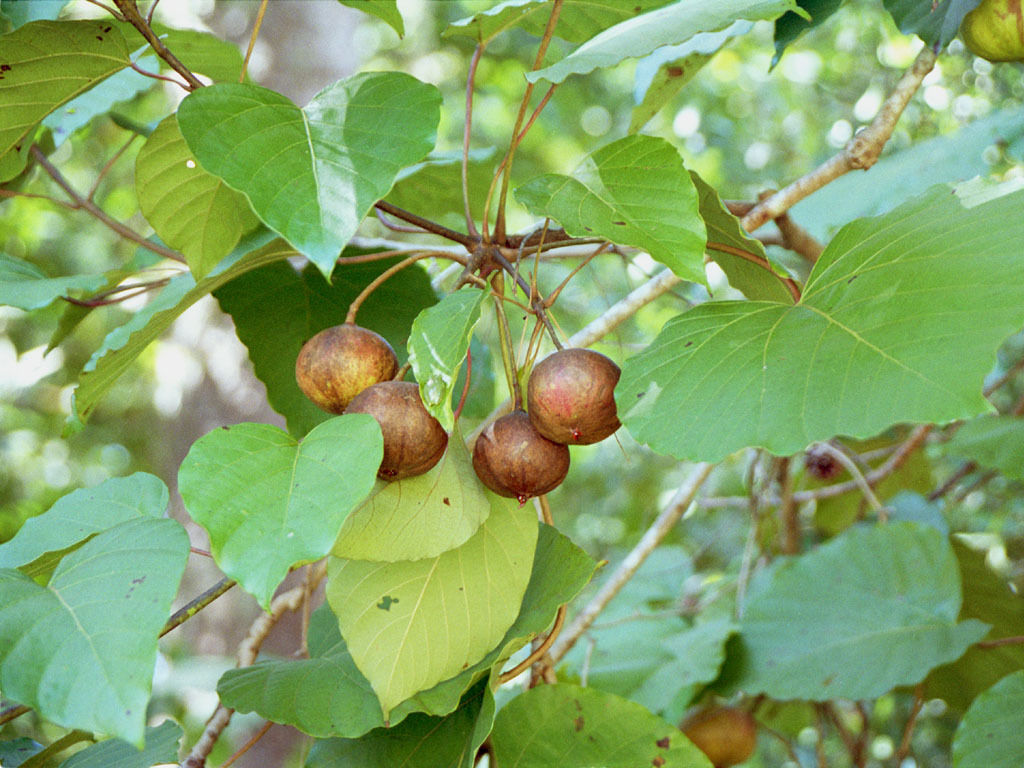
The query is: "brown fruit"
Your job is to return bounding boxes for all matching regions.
[527,347,621,445]
[472,410,570,502]
[680,707,757,768]
[295,324,399,414]
[346,381,448,480]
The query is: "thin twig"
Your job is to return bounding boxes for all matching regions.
[978,634,1024,648]
[31,146,187,264]
[240,0,270,83]
[86,0,125,19]
[894,684,925,763]
[547,463,715,664]
[809,441,885,516]
[374,201,476,247]
[0,704,29,726]
[927,461,977,501]
[345,252,448,324]
[161,577,235,638]
[778,456,799,554]
[462,44,485,239]
[128,60,190,90]
[113,0,204,90]
[742,47,936,233]
[498,604,566,682]
[87,133,140,201]
[706,240,801,302]
[220,721,273,768]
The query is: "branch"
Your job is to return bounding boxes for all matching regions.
[742,46,937,233]
[113,0,204,90]
[547,463,715,664]
[30,146,187,264]
[374,200,476,247]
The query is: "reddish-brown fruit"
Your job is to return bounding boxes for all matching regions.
[804,446,842,481]
[472,410,570,503]
[527,348,621,445]
[295,324,399,414]
[345,381,448,480]
[680,707,758,768]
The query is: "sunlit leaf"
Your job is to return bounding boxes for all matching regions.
[177,75,441,278]
[618,185,1024,461]
[338,0,405,37]
[0,518,189,746]
[178,416,382,610]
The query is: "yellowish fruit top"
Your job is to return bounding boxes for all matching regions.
[961,0,1024,62]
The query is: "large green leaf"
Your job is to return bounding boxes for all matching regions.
[57,721,182,768]
[0,20,130,164]
[213,256,437,437]
[333,429,490,561]
[724,523,988,701]
[516,135,707,284]
[70,231,281,427]
[690,170,793,303]
[952,670,1024,768]
[136,115,258,279]
[0,518,189,746]
[445,0,674,44]
[884,0,980,47]
[491,684,713,768]
[618,184,1024,462]
[407,287,486,430]
[386,149,495,231]
[337,0,405,37]
[327,496,537,717]
[178,416,382,610]
[0,253,106,310]
[0,473,167,572]
[177,74,441,278]
[945,414,1024,482]
[526,0,803,83]
[305,678,494,768]
[219,525,595,737]
[927,539,1024,711]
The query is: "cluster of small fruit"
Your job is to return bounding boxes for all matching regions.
[294,322,621,501]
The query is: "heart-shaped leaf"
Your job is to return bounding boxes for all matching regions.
[0,517,189,746]
[407,288,486,430]
[332,428,489,561]
[177,74,442,278]
[491,683,712,768]
[136,115,258,279]
[516,135,707,284]
[178,415,383,609]
[618,184,1024,461]
[723,522,988,701]
[327,495,536,717]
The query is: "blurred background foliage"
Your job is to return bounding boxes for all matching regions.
[2,0,1024,765]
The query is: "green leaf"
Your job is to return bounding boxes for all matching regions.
[0,517,189,746]
[408,288,486,430]
[446,0,675,44]
[41,55,157,146]
[57,721,182,768]
[178,416,382,610]
[337,0,404,37]
[631,21,752,132]
[333,428,489,561]
[219,525,594,737]
[136,115,258,279]
[0,472,168,572]
[306,678,494,768]
[516,135,707,284]
[884,0,979,48]
[327,495,537,717]
[491,683,713,768]
[618,185,1024,462]
[773,0,843,65]
[725,523,988,701]
[690,170,794,303]
[177,74,442,279]
[953,670,1024,768]
[633,618,736,718]
[927,538,1024,711]
[0,253,107,310]
[157,28,244,82]
[945,414,1024,482]
[70,231,282,427]
[0,738,42,768]
[526,0,803,84]
[0,20,130,165]
[386,149,496,231]
[213,256,437,437]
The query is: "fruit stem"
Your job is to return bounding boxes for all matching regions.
[544,240,611,308]
[497,603,566,683]
[452,347,473,424]
[346,252,450,325]
[462,43,485,240]
[394,362,411,381]
[492,247,564,350]
[491,273,524,409]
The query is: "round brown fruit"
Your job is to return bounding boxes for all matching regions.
[680,707,757,768]
[527,347,621,445]
[961,0,1024,62]
[472,410,570,503]
[295,324,399,414]
[345,381,448,480]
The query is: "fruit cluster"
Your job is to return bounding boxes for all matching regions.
[295,323,621,501]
